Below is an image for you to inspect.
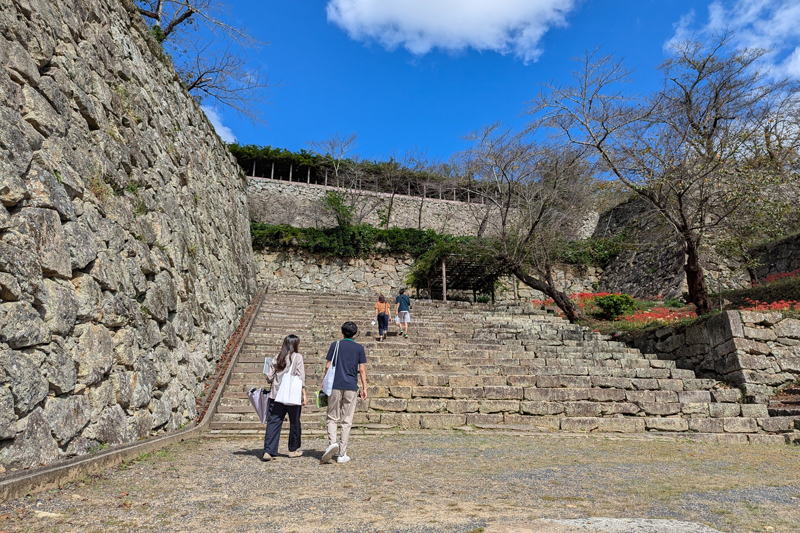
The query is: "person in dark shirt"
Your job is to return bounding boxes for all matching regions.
[320,321,367,464]
[395,288,411,338]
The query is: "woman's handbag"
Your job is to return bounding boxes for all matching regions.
[274,354,303,406]
[321,341,339,396]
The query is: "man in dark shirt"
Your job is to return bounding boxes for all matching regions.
[320,321,367,464]
[395,288,411,338]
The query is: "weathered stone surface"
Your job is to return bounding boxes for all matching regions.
[370,398,407,412]
[0,349,48,416]
[739,404,769,418]
[0,229,42,301]
[62,219,99,270]
[42,339,77,394]
[82,404,132,445]
[0,301,50,348]
[722,417,758,433]
[645,418,688,432]
[774,319,800,340]
[43,395,90,445]
[73,324,114,386]
[71,273,102,321]
[709,403,740,418]
[35,279,78,336]
[0,386,16,439]
[13,207,71,278]
[711,389,742,403]
[0,408,60,468]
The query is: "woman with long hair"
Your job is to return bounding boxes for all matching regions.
[262,334,307,461]
[374,294,392,341]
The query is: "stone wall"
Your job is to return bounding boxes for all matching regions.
[255,250,600,302]
[0,0,256,469]
[630,311,800,402]
[247,178,498,237]
[752,234,800,281]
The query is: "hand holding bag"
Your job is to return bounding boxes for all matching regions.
[274,354,303,406]
[321,341,339,396]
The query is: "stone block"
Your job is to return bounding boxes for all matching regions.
[379,413,420,428]
[0,408,60,469]
[42,396,90,445]
[406,399,446,413]
[370,398,408,412]
[525,388,589,401]
[689,418,724,433]
[412,386,453,398]
[564,401,602,417]
[35,279,78,336]
[484,386,523,400]
[748,434,788,445]
[774,318,800,340]
[743,326,777,342]
[709,403,740,418]
[389,386,412,399]
[597,418,645,433]
[419,374,450,387]
[677,390,711,403]
[536,376,591,388]
[479,400,520,414]
[449,376,484,388]
[0,301,50,348]
[503,414,561,430]
[657,379,684,391]
[560,417,599,432]
[778,357,800,373]
[0,349,48,417]
[520,401,564,415]
[601,403,640,416]
[13,207,71,279]
[631,378,658,390]
[722,417,758,433]
[640,402,681,416]
[506,375,537,387]
[680,403,709,416]
[684,324,710,345]
[466,413,504,426]
[452,387,484,399]
[757,417,794,433]
[656,333,685,353]
[715,434,750,445]
[446,400,480,414]
[626,390,678,404]
[588,388,626,402]
[420,414,466,429]
[711,389,742,403]
[591,376,631,389]
[739,404,769,418]
[645,418,688,432]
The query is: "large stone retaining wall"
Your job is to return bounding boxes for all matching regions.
[630,311,800,402]
[247,178,497,237]
[0,0,256,469]
[255,250,601,301]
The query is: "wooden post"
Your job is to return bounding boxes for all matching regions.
[513,276,518,303]
[325,169,328,187]
[453,189,456,201]
[467,191,470,203]
[408,182,411,195]
[307,168,310,184]
[271,162,274,180]
[251,160,256,177]
[473,289,477,303]
[441,258,447,303]
[289,164,293,182]
[439,186,442,200]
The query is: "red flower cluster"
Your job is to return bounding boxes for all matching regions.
[621,307,695,325]
[763,269,800,284]
[743,298,800,312]
[530,298,555,306]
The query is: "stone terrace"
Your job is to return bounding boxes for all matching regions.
[210,292,800,443]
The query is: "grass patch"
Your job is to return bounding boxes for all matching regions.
[718,276,800,308]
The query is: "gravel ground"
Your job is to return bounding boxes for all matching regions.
[1,431,799,533]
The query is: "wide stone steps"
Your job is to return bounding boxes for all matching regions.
[208,290,800,440]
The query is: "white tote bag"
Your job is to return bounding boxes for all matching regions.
[321,341,339,396]
[274,354,303,406]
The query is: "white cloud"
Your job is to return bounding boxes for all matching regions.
[668,0,800,79]
[326,0,579,63]
[201,105,237,143]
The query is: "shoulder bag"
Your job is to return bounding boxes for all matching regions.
[274,353,303,406]
[321,341,339,396]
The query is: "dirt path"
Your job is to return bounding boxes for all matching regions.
[2,431,799,532]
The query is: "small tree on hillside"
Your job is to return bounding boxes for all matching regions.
[534,35,800,314]
[460,123,594,322]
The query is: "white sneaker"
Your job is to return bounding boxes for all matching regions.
[336,454,350,463]
[320,443,339,463]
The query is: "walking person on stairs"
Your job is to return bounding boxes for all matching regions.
[395,288,411,339]
[320,321,367,464]
[374,294,391,341]
[262,334,307,461]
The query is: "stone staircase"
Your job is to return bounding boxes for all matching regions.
[210,291,800,443]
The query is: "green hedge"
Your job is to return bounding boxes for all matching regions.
[251,223,446,258]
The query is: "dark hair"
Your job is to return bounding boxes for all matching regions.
[399,288,406,294]
[341,321,358,338]
[275,334,300,372]
[378,294,385,303]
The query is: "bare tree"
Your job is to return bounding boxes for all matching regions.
[535,35,800,314]
[135,0,270,122]
[461,123,594,322]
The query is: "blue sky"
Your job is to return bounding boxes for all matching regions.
[201,0,800,162]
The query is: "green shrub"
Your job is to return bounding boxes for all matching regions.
[558,235,628,268]
[594,294,637,320]
[664,298,685,308]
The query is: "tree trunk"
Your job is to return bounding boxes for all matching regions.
[684,237,712,315]
[511,266,583,323]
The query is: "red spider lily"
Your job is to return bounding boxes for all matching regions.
[742,298,800,312]
[754,269,800,285]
